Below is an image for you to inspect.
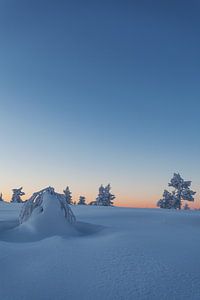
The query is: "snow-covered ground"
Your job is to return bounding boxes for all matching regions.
[0,202,200,300]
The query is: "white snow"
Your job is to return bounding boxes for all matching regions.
[0,202,200,300]
[16,188,76,241]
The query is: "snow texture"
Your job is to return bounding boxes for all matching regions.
[0,203,200,299]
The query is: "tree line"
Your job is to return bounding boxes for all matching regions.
[0,173,197,209]
[0,184,115,207]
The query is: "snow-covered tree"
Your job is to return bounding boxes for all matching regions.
[168,173,196,209]
[11,187,25,203]
[96,185,104,204]
[19,186,76,224]
[158,173,196,210]
[78,196,86,205]
[0,193,4,202]
[96,184,115,206]
[63,186,73,205]
[157,190,174,209]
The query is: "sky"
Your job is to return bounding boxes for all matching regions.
[0,0,199,207]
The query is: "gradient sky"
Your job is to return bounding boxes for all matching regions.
[0,0,199,207]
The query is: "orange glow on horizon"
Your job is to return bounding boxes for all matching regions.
[1,189,199,209]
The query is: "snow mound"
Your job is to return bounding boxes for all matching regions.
[18,187,77,238]
[0,188,105,242]
[19,187,76,224]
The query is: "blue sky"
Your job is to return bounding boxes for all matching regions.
[0,0,199,207]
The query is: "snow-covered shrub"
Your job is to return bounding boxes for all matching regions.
[19,187,76,224]
[89,201,97,206]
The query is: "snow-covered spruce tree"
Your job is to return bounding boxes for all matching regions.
[19,186,76,224]
[95,185,104,205]
[63,186,73,205]
[78,196,86,205]
[11,187,25,203]
[0,193,4,202]
[157,190,174,209]
[168,173,196,210]
[96,184,115,206]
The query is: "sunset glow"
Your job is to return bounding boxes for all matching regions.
[0,0,199,209]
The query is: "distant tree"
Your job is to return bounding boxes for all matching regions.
[183,203,190,210]
[0,193,4,202]
[96,184,115,206]
[78,196,86,205]
[89,201,97,206]
[157,173,196,210]
[63,186,73,204]
[11,187,25,203]
[96,185,104,205]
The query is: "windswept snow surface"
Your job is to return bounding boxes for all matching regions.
[0,203,200,300]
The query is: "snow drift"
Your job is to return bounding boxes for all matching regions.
[17,187,77,239]
[1,201,200,299]
[0,187,103,242]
